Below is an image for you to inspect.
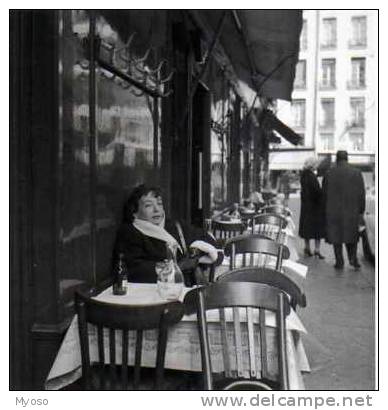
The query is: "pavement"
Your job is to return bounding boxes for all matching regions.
[287,196,375,390]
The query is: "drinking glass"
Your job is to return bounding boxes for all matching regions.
[155,260,184,300]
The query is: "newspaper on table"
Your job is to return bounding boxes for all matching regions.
[45,284,310,390]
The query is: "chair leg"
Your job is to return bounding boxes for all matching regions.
[155,316,169,389]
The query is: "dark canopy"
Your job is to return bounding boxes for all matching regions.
[199,10,303,101]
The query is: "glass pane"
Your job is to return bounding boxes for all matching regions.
[94,12,161,282]
[322,18,337,47]
[58,10,93,302]
[320,133,334,151]
[210,98,226,210]
[349,132,364,151]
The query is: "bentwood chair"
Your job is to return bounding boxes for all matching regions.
[211,220,246,247]
[248,213,288,241]
[184,281,291,390]
[217,267,306,310]
[260,205,291,218]
[224,235,290,271]
[75,291,184,390]
[239,211,258,233]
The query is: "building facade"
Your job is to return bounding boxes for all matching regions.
[270,10,377,173]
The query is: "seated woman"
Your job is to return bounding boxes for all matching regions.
[113,184,220,284]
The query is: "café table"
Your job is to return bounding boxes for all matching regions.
[45,283,310,391]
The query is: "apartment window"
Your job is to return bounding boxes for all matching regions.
[320,98,335,128]
[300,19,307,50]
[350,16,367,47]
[291,99,306,128]
[294,60,306,89]
[321,59,336,88]
[349,132,364,151]
[320,133,334,151]
[350,57,366,88]
[350,97,365,127]
[321,18,337,48]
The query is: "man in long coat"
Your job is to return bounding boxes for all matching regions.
[323,151,365,269]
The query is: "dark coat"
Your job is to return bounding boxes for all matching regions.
[113,219,217,283]
[323,162,365,244]
[298,169,325,239]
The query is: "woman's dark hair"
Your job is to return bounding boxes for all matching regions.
[123,184,162,223]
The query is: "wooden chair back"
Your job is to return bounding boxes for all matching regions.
[184,282,291,390]
[239,211,258,233]
[75,291,184,390]
[251,213,288,242]
[224,235,290,270]
[211,220,246,246]
[217,266,307,310]
[261,205,290,217]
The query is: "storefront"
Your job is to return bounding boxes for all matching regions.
[10,10,302,389]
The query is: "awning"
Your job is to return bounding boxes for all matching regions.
[198,10,303,101]
[260,109,303,146]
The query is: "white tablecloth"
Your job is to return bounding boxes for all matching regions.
[45,284,310,390]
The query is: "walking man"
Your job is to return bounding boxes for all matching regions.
[323,151,365,269]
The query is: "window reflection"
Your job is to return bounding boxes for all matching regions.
[58,10,162,295]
[95,13,161,280]
[58,10,93,300]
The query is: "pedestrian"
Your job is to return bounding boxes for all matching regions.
[323,151,366,270]
[299,157,325,258]
[280,171,292,206]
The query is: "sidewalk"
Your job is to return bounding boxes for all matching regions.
[288,197,375,390]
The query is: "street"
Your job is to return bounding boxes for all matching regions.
[288,195,375,390]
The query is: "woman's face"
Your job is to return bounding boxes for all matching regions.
[134,191,164,225]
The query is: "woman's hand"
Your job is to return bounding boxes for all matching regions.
[189,240,218,264]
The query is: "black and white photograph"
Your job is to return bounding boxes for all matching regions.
[9,6,378,402]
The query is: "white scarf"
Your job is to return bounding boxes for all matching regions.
[132,217,183,256]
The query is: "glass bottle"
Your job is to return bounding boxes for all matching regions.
[156,244,184,300]
[113,252,128,295]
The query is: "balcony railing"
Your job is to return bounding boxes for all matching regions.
[348,39,367,49]
[347,120,365,131]
[347,80,366,90]
[320,42,337,50]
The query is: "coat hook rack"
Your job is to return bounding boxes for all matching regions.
[80,32,174,98]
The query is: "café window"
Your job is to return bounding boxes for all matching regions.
[350,16,367,47]
[320,98,335,128]
[291,99,306,128]
[320,133,334,151]
[294,60,306,89]
[321,58,336,89]
[349,57,366,88]
[349,132,364,151]
[57,10,163,295]
[210,75,234,210]
[300,19,307,51]
[321,18,337,49]
[350,97,365,127]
